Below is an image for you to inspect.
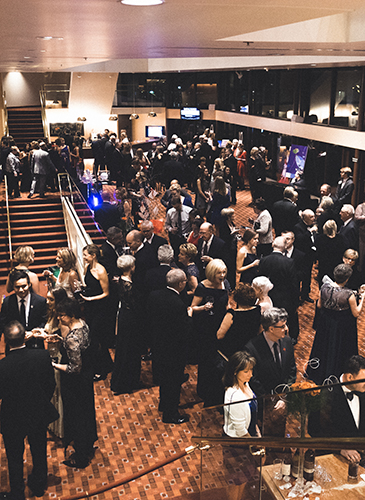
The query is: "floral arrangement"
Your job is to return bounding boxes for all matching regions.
[286,380,322,417]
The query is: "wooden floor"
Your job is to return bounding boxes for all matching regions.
[1,187,365,500]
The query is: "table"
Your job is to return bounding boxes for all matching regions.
[262,454,365,500]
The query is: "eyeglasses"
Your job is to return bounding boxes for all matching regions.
[273,323,287,329]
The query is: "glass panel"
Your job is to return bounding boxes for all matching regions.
[309,69,332,124]
[334,69,362,128]
[279,70,296,120]
[114,74,167,107]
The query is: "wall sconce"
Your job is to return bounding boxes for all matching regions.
[129,113,139,120]
[77,117,86,121]
[109,115,118,121]
[148,111,157,117]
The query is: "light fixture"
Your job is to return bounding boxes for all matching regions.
[148,111,157,117]
[121,0,164,5]
[109,115,118,121]
[129,113,139,120]
[36,36,63,40]
[129,75,139,120]
[148,89,157,117]
[77,117,87,122]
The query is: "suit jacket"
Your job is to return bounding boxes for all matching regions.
[339,219,359,251]
[146,234,168,266]
[0,291,47,333]
[94,202,120,232]
[145,264,171,293]
[334,177,354,211]
[133,243,158,293]
[148,288,191,366]
[271,199,300,237]
[0,347,58,435]
[258,251,299,311]
[289,246,306,282]
[308,384,365,440]
[196,235,227,278]
[245,333,296,397]
[31,149,55,176]
[293,220,316,259]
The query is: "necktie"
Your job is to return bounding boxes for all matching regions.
[346,392,357,401]
[273,342,281,366]
[176,210,182,237]
[202,241,208,256]
[20,299,26,327]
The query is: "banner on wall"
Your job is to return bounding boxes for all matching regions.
[279,145,308,184]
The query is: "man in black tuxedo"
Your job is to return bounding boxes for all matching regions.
[100,226,124,347]
[308,355,365,463]
[145,244,174,293]
[258,237,300,341]
[141,220,167,265]
[148,269,191,424]
[224,145,238,204]
[282,231,305,286]
[339,204,359,251]
[0,321,58,499]
[293,209,318,302]
[333,167,354,213]
[94,190,120,232]
[271,186,300,237]
[197,223,227,281]
[0,270,47,349]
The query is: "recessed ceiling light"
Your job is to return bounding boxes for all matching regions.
[36,36,63,40]
[24,56,30,59]
[121,0,164,5]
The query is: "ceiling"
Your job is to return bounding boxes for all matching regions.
[3,0,365,73]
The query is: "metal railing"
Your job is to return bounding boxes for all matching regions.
[2,91,8,136]
[39,90,50,141]
[4,174,12,262]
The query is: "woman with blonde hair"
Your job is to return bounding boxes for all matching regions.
[43,247,80,296]
[236,229,260,284]
[178,243,199,297]
[191,259,230,406]
[6,245,39,294]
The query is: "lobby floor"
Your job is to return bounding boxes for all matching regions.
[0,186,364,500]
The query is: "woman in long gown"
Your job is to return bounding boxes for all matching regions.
[236,229,260,284]
[43,247,80,297]
[191,259,230,407]
[80,244,113,380]
[111,255,143,394]
[53,298,97,469]
[315,220,347,285]
[307,264,365,385]
[217,283,261,360]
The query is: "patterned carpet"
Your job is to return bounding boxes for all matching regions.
[0,187,364,500]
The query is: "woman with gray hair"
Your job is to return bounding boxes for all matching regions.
[111,254,143,394]
[252,276,273,312]
[307,263,365,385]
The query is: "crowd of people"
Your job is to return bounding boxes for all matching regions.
[1,128,365,499]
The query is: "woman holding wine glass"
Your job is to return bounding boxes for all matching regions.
[191,259,230,407]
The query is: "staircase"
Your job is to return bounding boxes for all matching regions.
[7,107,44,149]
[0,194,105,286]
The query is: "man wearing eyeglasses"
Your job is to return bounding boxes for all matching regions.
[245,308,296,398]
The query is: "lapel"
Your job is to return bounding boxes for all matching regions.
[259,334,282,377]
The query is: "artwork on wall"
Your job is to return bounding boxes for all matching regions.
[50,122,84,137]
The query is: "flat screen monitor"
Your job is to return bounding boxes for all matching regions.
[145,125,165,138]
[180,107,201,120]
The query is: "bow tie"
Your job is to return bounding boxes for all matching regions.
[346,391,358,401]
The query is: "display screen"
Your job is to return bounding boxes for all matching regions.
[180,107,201,120]
[145,126,165,138]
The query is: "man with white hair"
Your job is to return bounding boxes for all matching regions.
[29,142,55,198]
[294,209,318,302]
[148,269,191,424]
[258,237,300,342]
[339,204,359,251]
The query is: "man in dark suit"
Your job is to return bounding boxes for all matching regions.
[148,269,191,424]
[145,244,174,293]
[258,237,300,342]
[224,145,238,204]
[0,321,58,499]
[245,308,297,397]
[141,219,167,266]
[339,204,359,251]
[0,270,47,349]
[271,186,300,237]
[100,226,124,347]
[308,355,365,463]
[197,222,227,280]
[293,209,318,302]
[282,231,305,286]
[333,167,354,213]
[94,190,120,232]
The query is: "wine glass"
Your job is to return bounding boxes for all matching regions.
[206,296,215,316]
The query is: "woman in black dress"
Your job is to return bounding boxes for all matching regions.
[80,244,113,380]
[217,283,261,359]
[111,255,143,394]
[315,220,347,285]
[236,229,260,284]
[191,259,230,406]
[307,264,365,385]
[53,298,97,469]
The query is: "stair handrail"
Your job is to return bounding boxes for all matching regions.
[2,90,9,136]
[58,172,74,206]
[3,175,12,261]
[39,89,50,141]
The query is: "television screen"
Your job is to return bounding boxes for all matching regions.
[145,126,165,138]
[180,107,201,120]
